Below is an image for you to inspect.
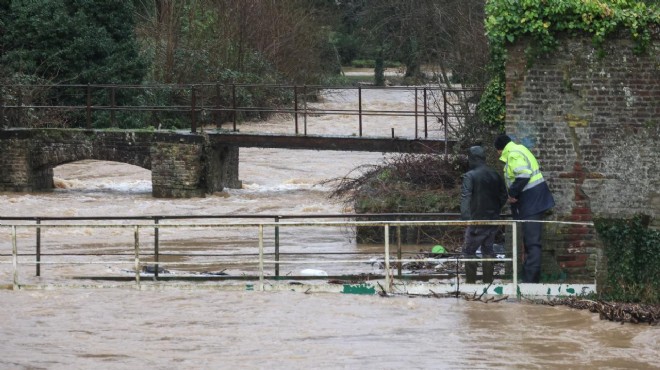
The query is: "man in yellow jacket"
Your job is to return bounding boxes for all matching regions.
[494,134,555,283]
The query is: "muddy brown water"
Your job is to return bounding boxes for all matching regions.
[0,290,657,369]
[1,89,657,368]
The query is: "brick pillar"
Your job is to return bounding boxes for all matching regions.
[0,137,53,192]
[204,143,241,193]
[150,141,206,198]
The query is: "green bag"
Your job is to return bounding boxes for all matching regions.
[431,245,446,254]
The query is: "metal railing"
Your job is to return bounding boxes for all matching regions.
[0,214,521,292]
[1,84,483,143]
[1,212,465,278]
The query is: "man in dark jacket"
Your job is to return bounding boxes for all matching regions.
[460,146,508,284]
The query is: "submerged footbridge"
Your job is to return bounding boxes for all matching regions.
[0,83,472,197]
[0,214,597,298]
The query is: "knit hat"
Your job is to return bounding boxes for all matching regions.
[494,134,511,150]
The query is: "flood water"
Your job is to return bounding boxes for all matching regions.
[0,289,657,369]
[0,89,658,369]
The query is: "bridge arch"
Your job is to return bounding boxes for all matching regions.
[32,134,153,172]
[0,129,239,197]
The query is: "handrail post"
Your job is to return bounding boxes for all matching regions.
[443,90,448,159]
[134,226,141,289]
[232,84,237,131]
[258,224,264,291]
[384,224,390,293]
[512,221,519,300]
[455,253,460,297]
[293,85,299,135]
[303,85,308,136]
[414,87,418,139]
[423,87,428,138]
[36,218,41,277]
[110,85,116,128]
[358,86,363,137]
[154,217,160,280]
[396,223,402,278]
[190,85,197,133]
[86,83,92,129]
[274,216,280,277]
[215,83,221,130]
[17,85,23,127]
[12,226,18,290]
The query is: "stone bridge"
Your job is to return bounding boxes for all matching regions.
[0,128,453,198]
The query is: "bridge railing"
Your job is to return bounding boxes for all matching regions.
[0,213,519,289]
[0,213,599,295]
[0,83,482,140]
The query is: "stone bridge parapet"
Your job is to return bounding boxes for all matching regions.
[0,129,240,198]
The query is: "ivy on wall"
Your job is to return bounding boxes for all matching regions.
[595,215,660,304]
[478,0,660,129]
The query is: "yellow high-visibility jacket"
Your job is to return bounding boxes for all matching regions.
[499,141,555,218]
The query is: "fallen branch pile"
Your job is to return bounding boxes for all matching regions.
[543,297,660,325]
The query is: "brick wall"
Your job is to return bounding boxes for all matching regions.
[505,35,659,281]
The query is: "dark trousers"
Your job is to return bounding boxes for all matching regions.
[519,212,544,283]
[462,225,498,283]
[462,225,498,256]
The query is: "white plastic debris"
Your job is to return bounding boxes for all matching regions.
[299,269,328,277]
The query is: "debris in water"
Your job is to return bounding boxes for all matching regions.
[541,297,659,325]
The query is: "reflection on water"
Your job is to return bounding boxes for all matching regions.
[0,89,658,368]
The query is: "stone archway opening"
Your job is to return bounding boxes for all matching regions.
[53,160,152,194]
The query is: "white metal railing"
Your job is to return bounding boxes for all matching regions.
[0,219,595,293]
[0,219,511,288]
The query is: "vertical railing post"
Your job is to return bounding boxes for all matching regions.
[36,218,41,277]
[215,83,221,130]
[303,85,308,136]
[455,253,460,297]
[86,83,92,129]
[384,224,391,293]
[258,224,264,291]
[232,84,237,131]
[154,217,160,280]
[17,85,23,127]
[512,221,519,300]
[110,85,116,128]
[396,223,402,278]
[414,88,418,139]
[358,86,363,137]
[423,87,428,138]
[443,90,449,159]
[0,85,4,126]
[293,85,299,135]
[274,216,280,277]
[190,85,197,133]
[134,226,141,289]
[12,226,18,290]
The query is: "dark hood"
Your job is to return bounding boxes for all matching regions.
[468,146,486,169]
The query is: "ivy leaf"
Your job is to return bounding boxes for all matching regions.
[506,34,515,42]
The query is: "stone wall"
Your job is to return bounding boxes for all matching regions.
[150,135,206,198]
[0,129,240,198]
[505,35,659,281]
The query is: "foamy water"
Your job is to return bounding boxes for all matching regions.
[0,88,658,369]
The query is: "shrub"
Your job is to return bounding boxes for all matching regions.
[595,215,660,304]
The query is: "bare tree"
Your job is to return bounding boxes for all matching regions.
[355,0,489,86]
[135,0,337,84]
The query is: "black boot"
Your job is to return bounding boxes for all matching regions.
[465,261,477,283]
[482,261,494,284]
